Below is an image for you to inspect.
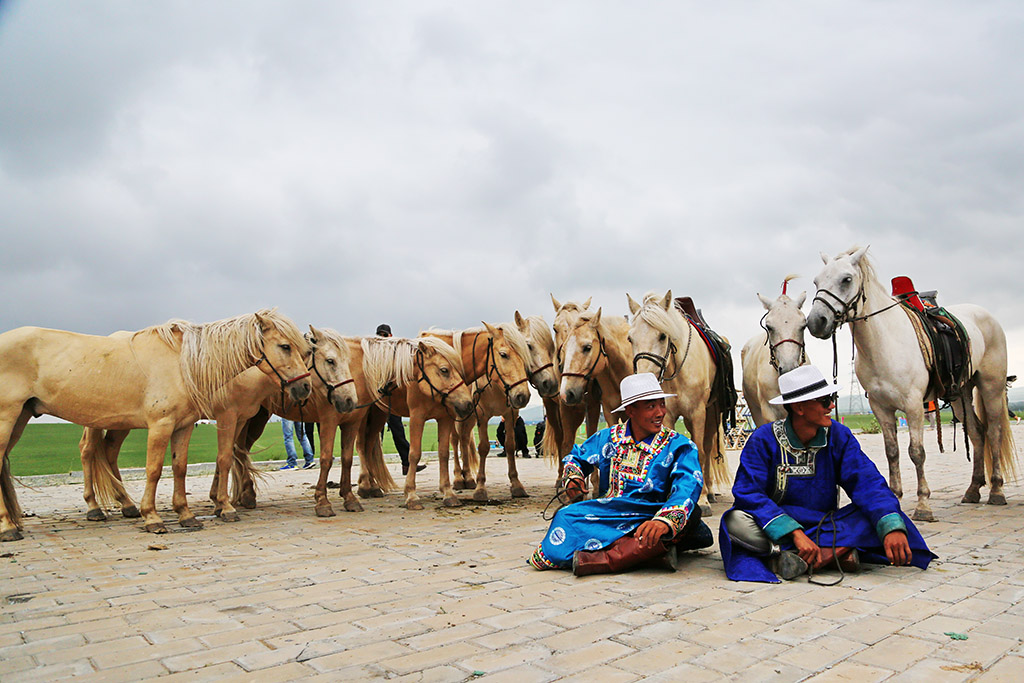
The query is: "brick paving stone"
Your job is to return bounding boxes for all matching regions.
[71,660,170,682]
[304,640,412,673]
[219,661,318,682]
[607,639,706,675]
[772,634,864,671]
[848,633,938,671]
[91,636,204,669]
[761,615,840,645]
[538,620,630,651]
[975,655,1024,681]
[549,663,640,682]
[692,638,790,675]
[460,642,552,675]
[900,613,984,643]
[459,663,558,683]
[539,640,636,676]
[803,660,894,682]
[380,640,484,675]
[886,657,978,683]
[156,661,247,681]
[933,631,1020,668]
[471,620,563,650]
[161,639,271,673]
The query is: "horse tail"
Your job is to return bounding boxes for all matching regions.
[463,429,479,474]
[1,455,22,528]
[361,420,396,492]
[91,447,129,511]
[230,445,267,505]
[983,392,1019,483]
[542,401,562,464]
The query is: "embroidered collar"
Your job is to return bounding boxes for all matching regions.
[611,421,674,455]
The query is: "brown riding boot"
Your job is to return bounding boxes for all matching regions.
[572,535,672,577]
[814,547,859,572]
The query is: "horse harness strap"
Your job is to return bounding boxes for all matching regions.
[256,353,312,416]
[308,346,355,405]
[560,331,608,384]
[900,303,973,404]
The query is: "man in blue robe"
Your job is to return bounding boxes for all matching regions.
[720,365,935,583]
[529,373,713,575]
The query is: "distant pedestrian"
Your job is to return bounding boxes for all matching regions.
[280,418,315,470]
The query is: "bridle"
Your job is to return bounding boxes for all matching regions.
[469,334,531,408]
[759,309,808,373]
[631,317,693,382]
[527,360,557,396]
[256,350,311,410]
[308,345,355,406]
[558,330,608,387]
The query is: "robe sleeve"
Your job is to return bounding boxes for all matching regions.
[831,424,908,540]
[559,431,601,488]
[652,436,703,535]
[731,426,804,542]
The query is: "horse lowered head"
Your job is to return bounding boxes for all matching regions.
[807,245,870,339]
[514,311,559,398]
[758,290,809,375]
[253,311,312,403]
[559,308,605,406]
[481,321,532,410]
[416,339,475,419]
[306,326,358,413]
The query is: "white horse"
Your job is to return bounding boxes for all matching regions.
[807,245,1018,521]
[741,283,809,426]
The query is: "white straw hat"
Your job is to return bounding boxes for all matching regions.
[613,373,676,412]
[769,365,842,405]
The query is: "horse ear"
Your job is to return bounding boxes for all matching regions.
[307,325,321,344]
[660,290,673,310]
[851,244,870,265]
[627,293,641,315]
[514,310,525,330]
[590,308,603,327]
[795,291,808,309]
[254,311,271,331]
[820,251,830,265]
[757,293,773,310]
[582,297,592,310]
[417,340,434,356]
[482,321,500,338]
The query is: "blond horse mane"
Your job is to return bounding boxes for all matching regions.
[143,308,307,416]
[523,315,556,360]
[428,324,531,372]
[360,336,463,402]
[310,327,351,361]
[633,292,690,346]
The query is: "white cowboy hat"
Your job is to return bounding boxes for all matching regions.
[769,365,842,405]
[613,373,676,412]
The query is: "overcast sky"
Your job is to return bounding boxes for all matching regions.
[1,1,1022,405]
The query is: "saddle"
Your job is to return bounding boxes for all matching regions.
[673,296,738,431]
[891,277,972,402]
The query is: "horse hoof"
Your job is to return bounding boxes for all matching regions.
[706,492,718,503]
[144,523,168,534]
[463,479,477,489]
[238,493,257,509]
[700,504,712,517]
[961,491,982,504]
[472,489,489,503]
[86,509,107,522]
[122,506,141,519]
[1,528,23,542]
[987,493,1007,506]
[912,509,935,522]
[443,496,462,508]
[179,517,203,529]
[343,499,364,513]
[452,479,467,491]
[511,487,529,499]
[315,504,336,518]
[406,500,424,511]
[368,487,384,498]
[219,511,240,523]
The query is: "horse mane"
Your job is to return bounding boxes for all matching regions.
[523,315,555,356]
[360,336,463,402]
[145,308,308,415]
[309,327,351,363]
[632,292,689,346]
[424,324,529,370]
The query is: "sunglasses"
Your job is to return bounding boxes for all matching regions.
[814,393,837,408]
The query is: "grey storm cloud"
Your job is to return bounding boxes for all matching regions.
[1,0,1022,387]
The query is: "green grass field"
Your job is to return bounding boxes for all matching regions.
[8,411,943,476]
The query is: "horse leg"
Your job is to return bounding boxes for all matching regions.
[212,413,239,522]
[99,430,139,518]
[437,418,461,507]
[871,405,903,501]
[471,417,490,502]
[0,408,31,541]
[504,412,528,499]
[314,422,339,517]
[404,416,426,510]
[905,404,933,522]
[140,422,174,533]
[80,428,107,521]
[683,409,713,516]
[955,397,987,504]
[357,409,387,498]
[169,424,200,528]
[975,383,1009,506]
[332,420,362,513]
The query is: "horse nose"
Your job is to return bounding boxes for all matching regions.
[541,378,558,396]
[334,395,355,413]
[562,387,580,405]
[807,313,827,338]
[511,388,530,410]
[290,380,312,401]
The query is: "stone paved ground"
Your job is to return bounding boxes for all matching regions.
[2,424,1024,682]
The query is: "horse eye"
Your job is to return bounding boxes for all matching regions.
[658,333,666,342]
[527,343,534,351]
[280,344,291,352]
[327,358,336,365]
[842,276,853,284]
[583,344,592,353]
[627,336,632,343]
[440,367,449,376]
[499,351,509,359]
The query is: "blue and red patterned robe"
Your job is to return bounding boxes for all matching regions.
[720,418,936,582]
[529,421,703,570]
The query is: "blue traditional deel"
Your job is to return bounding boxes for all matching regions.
[529,421,703,570]
[719,418,936,583]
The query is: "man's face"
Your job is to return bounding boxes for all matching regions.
[793,393,834,429]
[624,397,667,439]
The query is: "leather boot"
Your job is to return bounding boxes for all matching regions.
[572,535,672,576]
[814,547,857,571]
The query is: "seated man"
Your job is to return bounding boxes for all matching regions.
[529,373,713,576]
[720,365,936,583]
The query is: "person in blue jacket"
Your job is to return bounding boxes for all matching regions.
[529,373,713,576]
[720,365,935,583]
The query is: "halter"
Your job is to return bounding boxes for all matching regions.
[415,348,468,419]
[527,361,558,396]
[308,346,355,406]
[468,334,531,408]
[559,330,608,386]
[759,309,807,373]
[631,313,694,382]
[256,351,311,411]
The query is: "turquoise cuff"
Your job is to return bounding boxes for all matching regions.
[876,512,907,539]
[764,514,802,542]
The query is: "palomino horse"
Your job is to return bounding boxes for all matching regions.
[740,283,810,426]
[544,297,605,479]
[627,291,730,514]
[456,313,560,501]
[416,323,531,501]
[80,326,357,524]
[807,245,1018,520]
[361,336,475,509]
[0,310,310,540]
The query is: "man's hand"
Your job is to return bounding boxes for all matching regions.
[562,478,586,503]
[883,530,911,566]
[790,529,821,568]
[635,519,671,549]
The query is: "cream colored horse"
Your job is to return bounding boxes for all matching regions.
[628,291,730,514]
[456,313,558,501]
[740,284,809,426]
[0,310,311,540]
[80,325,357,524]
[418,323,531,499]
[808,245,1018,520]
[361,336,475,509]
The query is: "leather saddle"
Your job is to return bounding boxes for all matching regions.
[672,296,738,431]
